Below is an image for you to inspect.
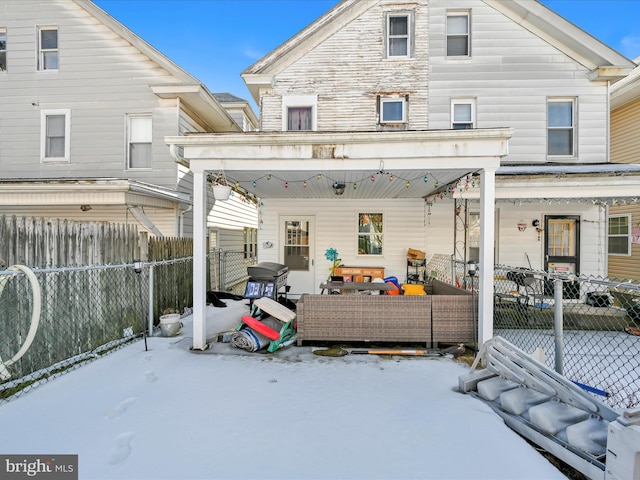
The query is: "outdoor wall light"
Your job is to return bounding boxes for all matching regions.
[333,183,346,196]
[133,259,143,274]
[467,261,478,277]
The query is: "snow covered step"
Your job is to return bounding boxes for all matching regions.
[499,386,551,418]
[565,417,609,456]
[476,376,519,403]
[528,399,590,436]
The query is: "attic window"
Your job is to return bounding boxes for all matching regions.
[386,13,411,58]
[37,26,58,71]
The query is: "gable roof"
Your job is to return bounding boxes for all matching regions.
[610,57,640,109]
[242,0,634,103]
[76,0,240,132]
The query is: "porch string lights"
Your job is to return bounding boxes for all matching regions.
[217,167,481,206]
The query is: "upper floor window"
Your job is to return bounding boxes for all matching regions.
[548,98,576,157]
[287,107,312,131]
[41,109,70,162]
[127,115,152,169]
[0,28,6,72]
[608,215,631,256]
[446,12,470,57]
[37,26,58,71]
[451,99,475,129]
[282,95,317,131]
[358,213,383,255]
[386,13,412,58]
[379,96,407,124]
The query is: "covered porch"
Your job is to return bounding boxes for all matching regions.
[166,128,512,351]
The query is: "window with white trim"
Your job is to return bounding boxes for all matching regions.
[282,95,317,131]
[37,26,58,71]
[446,12,470,57]
[451,99,475,129]
[386,12,412,58]
[608,215,631,256]
[548,98,576,157]
[379,96,407,124]
[358,213,383,255]
[0,28,6,72]
[127,115,152,169]
[41,109,70,162]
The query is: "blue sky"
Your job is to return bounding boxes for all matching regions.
[93,0,640,108]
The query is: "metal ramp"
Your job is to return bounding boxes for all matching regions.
[459,336,640,480]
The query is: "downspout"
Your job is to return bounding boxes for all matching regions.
[179,206,193,237]
[606,80,611,163]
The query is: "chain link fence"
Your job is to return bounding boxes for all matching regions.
[493,266,640,410]
[425,255,640,410]
[209,248,257,296]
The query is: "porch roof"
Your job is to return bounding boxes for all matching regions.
[167,128,512,200]
[166,128,511,352]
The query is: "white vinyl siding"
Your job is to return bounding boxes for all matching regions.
[37,25,58,71]
[446,11,470,57]
[127,115,152,169]
[41,109,70,163]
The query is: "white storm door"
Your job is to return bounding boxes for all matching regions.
[280,216,315,297]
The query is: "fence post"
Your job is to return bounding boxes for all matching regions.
[148,263,154,334]
[553,278,564,375]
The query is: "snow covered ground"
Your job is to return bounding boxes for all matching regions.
[0,300,569,480]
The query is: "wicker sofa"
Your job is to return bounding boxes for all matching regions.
[295,280,475,346]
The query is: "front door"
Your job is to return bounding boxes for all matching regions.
[280,216,315,297]
[544,215,580,298]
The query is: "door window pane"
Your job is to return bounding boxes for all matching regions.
[284,220,309,271]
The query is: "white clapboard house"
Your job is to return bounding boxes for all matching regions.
[169,0,640,350]
[0,0,258,244]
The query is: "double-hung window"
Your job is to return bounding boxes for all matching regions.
[358,213,384,255]
[41,109,70,162]
[37,26,58,71]
[451,99,475,129]
[386,13,412,58]
[608,215,631,256]
[0,28,6,72]
[127,115,152,169]
[379,96,407,124]
[548,98,576,157]
[446,12,470,57]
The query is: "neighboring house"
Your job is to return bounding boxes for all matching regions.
[0,0,258,243]
[167,0,640,350]
[609,59,640,281]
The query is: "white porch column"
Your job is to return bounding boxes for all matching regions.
[192,169,208,350]
[478,167,497,346]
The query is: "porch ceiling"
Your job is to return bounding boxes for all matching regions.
[221,168,471,199]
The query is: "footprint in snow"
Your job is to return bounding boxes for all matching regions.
[105,397,137,419]
[144,370,157,383]
[108,432,134,465]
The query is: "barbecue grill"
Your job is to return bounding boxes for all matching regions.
[245,262,289,300]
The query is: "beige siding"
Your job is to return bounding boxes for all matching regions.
[611,98,640,165]
[608,205,640,280]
